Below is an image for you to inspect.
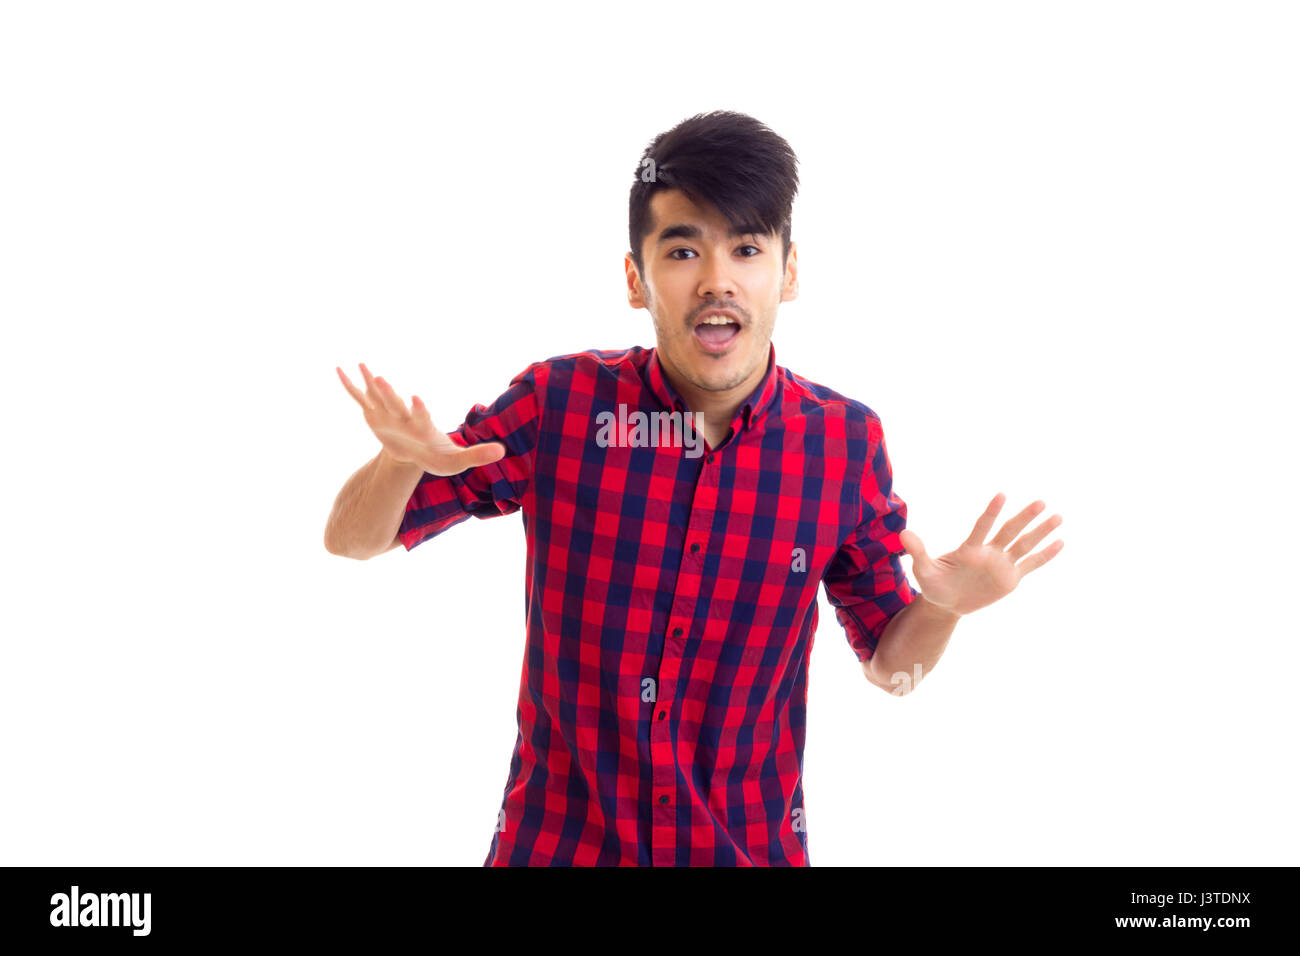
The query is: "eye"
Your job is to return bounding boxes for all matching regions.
[668,245,762,260]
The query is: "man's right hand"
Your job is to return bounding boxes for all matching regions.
[335,363,506,476]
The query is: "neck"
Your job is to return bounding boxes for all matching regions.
[657,347,769,440]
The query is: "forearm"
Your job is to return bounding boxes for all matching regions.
[864,593,961,693]
[323,447,425,559]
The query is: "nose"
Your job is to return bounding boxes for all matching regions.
[696,246,739,301]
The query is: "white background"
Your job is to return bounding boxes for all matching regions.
[2,0,1296,866]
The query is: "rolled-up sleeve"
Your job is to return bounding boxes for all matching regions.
[822,414,917,663]
[398,361,543,551]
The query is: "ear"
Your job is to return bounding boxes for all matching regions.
[625,252,648,309]
[780,240,799,303]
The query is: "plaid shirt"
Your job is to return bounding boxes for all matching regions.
[398,342,917,865]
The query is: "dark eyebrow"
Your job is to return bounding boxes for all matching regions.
[655,223,768,245]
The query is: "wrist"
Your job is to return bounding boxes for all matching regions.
[917,591,963,622]
[377,445,423,476]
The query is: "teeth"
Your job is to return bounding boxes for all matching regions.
[699,315,737,325]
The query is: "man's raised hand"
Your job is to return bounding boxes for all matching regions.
[335,363,506,476]
[899,493,1064,616]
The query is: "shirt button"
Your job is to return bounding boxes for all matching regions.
[672,627,683,638]
[690,542,700,553]
[657,710,666,720]
[706,454,714,463]
[658,795,669,805]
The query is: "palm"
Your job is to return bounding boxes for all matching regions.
[368,410,451,468]
[900,494,1063,616]
[335,363,505,476]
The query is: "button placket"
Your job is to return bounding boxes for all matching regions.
[650,445,722,866]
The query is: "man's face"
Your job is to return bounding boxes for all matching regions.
[625,189,798,396]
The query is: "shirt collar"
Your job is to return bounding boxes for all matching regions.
[646,341,780,434]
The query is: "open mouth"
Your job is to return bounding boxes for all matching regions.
[693,316,741,352]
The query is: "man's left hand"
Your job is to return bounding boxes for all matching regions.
[900,493,1064,616]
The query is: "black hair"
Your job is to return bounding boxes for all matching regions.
[628,110,799,280]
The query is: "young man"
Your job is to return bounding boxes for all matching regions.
[324,111,1063,866]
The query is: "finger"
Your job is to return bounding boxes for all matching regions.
[373,376,409,419]
[1006,514,1063,561]
[410,394,435,428]
[899,529,928,567]
[336,366,373,410]
[990,499,1046,550]
[358,362,387,411]
[445,441,507,471]
[964,492,1006,546]
[1014,539,1064,577]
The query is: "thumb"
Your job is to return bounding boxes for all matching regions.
[899,529,928,566]
[456,440,507,469]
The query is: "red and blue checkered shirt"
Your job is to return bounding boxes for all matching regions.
[398,342,917,865]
